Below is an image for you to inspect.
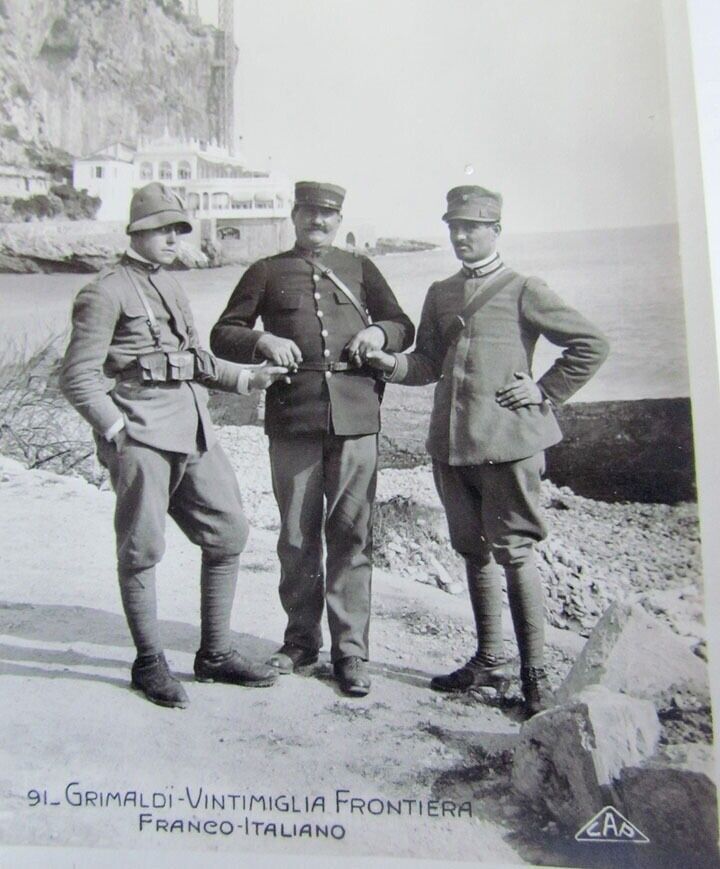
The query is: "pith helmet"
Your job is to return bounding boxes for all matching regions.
[442,186,502,223]
[294,181,346,212]
[126,182,192,234]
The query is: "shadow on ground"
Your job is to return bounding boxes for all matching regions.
[0,599,278,681]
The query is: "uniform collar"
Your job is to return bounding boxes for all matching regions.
[293,243,335,260]
[462,251,503,278]
[124,247,162,273]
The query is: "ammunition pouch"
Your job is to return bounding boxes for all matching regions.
[193,348,218,383]
[167,351,195,382]
[137,351,169,383]
[134,350,196,384]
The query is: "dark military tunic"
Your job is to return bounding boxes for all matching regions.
[211,245,414,662]
[210,245,414,433]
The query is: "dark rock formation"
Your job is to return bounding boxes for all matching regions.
[546,397,695,503]
[380,388,696,504]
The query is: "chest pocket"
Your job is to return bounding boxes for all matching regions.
[433,294,464,345]
[267,288,303,311]
[120,298,150,320]
[332,288,366,307]
[333,290,351,305]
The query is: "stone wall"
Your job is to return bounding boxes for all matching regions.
[218,218,295,264]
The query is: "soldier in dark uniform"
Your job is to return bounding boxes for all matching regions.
[60,182,289,709]
[211,181,414,696]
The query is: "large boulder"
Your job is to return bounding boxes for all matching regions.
[512,685,660,829]
[557,600,709,709]
[615,744,719,864]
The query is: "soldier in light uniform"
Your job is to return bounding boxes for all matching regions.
[60,182,289,709]
[211,181,414,696]
[367,186,609,716]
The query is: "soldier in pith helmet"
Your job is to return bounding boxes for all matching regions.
[211,180,414,696]
[60,182,289,708]
[366,184,609,717]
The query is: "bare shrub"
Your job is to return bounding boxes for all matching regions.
[0,334,106,485]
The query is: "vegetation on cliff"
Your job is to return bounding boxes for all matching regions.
[8,184,100,222]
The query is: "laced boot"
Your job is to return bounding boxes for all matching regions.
[194,649,277,687]
[430,652,513,694]
[131,652,189,708]
[520,666,553,717]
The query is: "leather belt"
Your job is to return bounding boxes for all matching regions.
[296,361,354,372]
[114,367,193,384]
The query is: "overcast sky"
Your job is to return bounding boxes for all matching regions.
[197,0,677,237]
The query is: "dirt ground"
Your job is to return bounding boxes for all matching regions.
[0,423,711,869]
[0,444,596,868]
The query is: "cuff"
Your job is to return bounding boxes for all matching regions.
[386,353,408,383]
[380,355,399,382]
[236,369,252,395]
[103,417,125,441]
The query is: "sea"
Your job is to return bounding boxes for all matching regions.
[0,223,689,403]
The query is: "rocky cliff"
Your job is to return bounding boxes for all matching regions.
[0,0,216,168]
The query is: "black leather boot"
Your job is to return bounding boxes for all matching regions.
[430,653,513,694]
[131,653,189,708]
[520,666,553,717]
[194,649,277,687]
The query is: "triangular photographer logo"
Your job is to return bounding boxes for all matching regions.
[575,805,649,844]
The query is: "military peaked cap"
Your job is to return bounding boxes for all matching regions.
[442,186,502,223]
[294,181,346,211]
[126,182,192,234]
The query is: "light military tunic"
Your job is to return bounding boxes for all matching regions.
[389,267,609,464]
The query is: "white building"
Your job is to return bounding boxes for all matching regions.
[0,165,52,199]
[72,135,292,255]
[133,134,291,224]
[72,143,135,221]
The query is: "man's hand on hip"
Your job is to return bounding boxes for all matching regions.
[255,333,303,368]
[495,372,544,409]
[345,325,386,367]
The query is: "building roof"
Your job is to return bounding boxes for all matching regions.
[76,153,134,164]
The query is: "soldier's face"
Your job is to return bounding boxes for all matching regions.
[292,205,342,250]
[130,224,183,265]
[448,220,500,263]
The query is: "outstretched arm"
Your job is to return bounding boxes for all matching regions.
[365,284,444,386]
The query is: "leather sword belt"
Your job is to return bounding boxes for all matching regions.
[296,361,354,372]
